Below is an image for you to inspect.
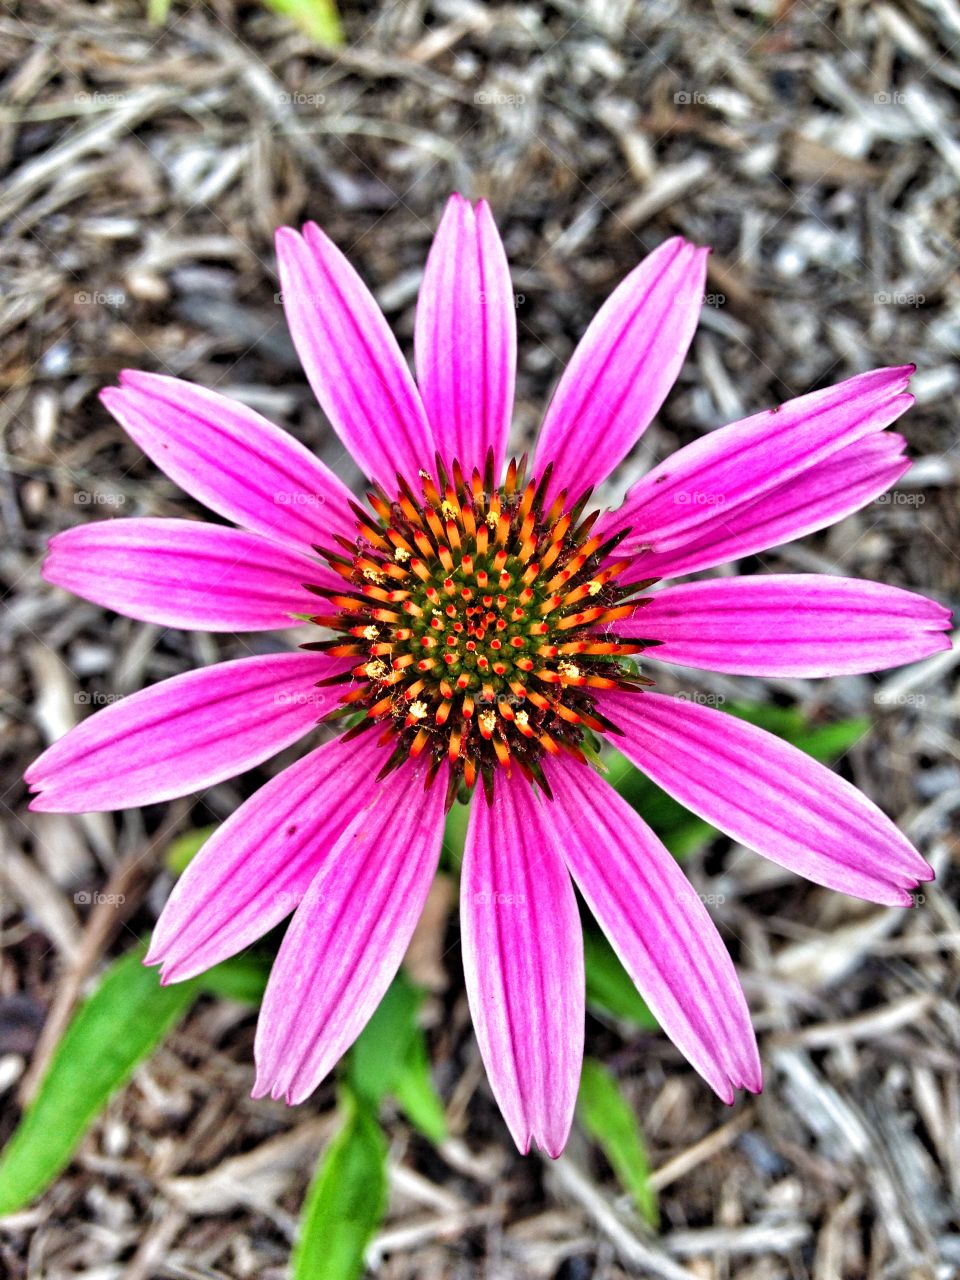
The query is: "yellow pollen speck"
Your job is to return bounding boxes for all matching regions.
[363,566,385,583]
[365,660,388,680]
[362,625,378,641]
[515,709,529,729]
[394,547,410,563]
[558,660,580,679]
[408,700,428,720]
[418,468,431,479]
[486,511,498,528]
[587,579,602,596]
[440,500,456,519]
[478,709,497,733]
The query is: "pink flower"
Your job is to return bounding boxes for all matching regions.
[27,195,951,1157]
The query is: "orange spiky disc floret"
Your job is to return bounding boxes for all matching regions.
[305,449,657,807]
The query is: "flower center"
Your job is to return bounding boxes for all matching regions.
[307,453,653,806]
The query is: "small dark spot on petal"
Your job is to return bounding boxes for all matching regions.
[287,824,298,836]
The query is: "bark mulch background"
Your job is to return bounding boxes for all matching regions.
[2,2,959,1277]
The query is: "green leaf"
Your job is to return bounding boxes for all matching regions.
[583,930,658,1028]
[0,947,197,1214]
[165,825,218,875]
[349,973,421,1104]
[726,703,870,762]
[293,1094,388,1280]
[393,1030,447,1142]
[197,953,271,1004]
[606,748,711,858]
[263,0,344,45]
[788,718,871,762]
[578,1058,658,1228]
[146,0,172,23]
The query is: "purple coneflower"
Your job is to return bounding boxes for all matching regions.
[27,195,950,1156]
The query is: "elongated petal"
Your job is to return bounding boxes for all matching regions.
[415,194,516,479]
[276,223,434,492]
[26,653,347,812]
[147,732,390,982]
[252,762,445,1104]
[533,237,708,503]
[462,779,584,1157]
[541,756,759,1102]
[604,367,914,578]
[42,518,329,632]
[623,431,909,580]
[102,372,357,551]
[625,575,951,676]
[602,690,933,906]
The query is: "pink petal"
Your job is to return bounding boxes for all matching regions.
[540,755,760,1104]
[625,575,951,676]
[604,366,914,578]
[102,372,357,551]
[42,518,331,632]
[25,652,349,812]
[146,732,391,982]
[533,237,708,504]
[252,762,445,1104]
[602,690,934,906]
[462,779,584,1157]
[415,194,516,479]
[276,222,434,492]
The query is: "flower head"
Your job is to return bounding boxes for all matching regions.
[27,194,951,1157]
